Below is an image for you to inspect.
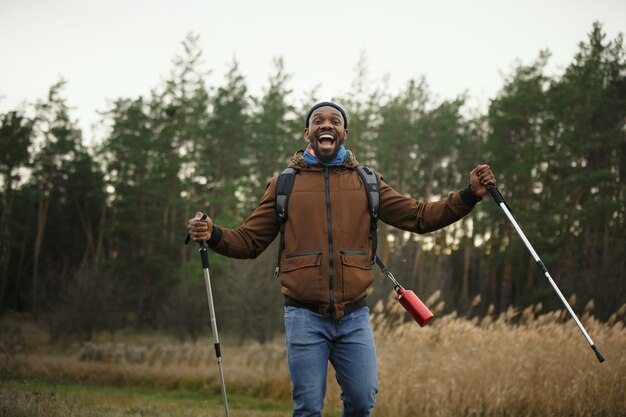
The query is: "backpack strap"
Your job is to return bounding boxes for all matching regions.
[274,168,297,277]
[354,166,380,264]
[355,166,394,274]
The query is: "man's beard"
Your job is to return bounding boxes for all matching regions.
[311,138,344,163]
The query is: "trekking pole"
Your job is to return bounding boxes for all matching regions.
[185,213,231,416]
[486,185,605,363]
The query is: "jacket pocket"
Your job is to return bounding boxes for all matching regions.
[280,251,323,301]
[340,251,373,302]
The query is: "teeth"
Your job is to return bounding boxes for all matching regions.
[319,134,334,140]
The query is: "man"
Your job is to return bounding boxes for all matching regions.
[187,102,496,417]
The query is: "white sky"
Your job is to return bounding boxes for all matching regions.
[1,0,624,142]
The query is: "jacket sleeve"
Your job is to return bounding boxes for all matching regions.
[207,176,281,259]
[377,174,479,234]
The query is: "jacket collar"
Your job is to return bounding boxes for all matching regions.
[289,149,359,171]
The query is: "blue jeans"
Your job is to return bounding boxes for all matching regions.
[284,306,378,417]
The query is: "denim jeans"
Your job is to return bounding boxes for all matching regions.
[284,305,378,417]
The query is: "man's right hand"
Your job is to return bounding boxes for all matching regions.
[187,212,213,242]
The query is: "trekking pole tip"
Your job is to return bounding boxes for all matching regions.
[592,345,605,363]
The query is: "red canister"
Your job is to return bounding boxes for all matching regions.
[396,287,434,326]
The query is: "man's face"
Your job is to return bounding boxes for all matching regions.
[304,106,348,163]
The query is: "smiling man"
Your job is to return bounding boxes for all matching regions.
[187,101,496,417]
[304,102,348,163]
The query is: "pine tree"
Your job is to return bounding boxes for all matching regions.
[0,110,34,312]
[543,22,625,316]
[30,80,84,317]
[483,52,551,311]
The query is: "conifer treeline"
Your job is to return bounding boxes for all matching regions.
[0,24,623,342]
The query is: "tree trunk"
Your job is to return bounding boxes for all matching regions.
[0,171,13,312]
[489,266,498,311]
[32,195,50,318]
[460,239,472,310]
[15,229,28,312]
[74,196,95,266]
[500,258,513,311]
[526,257,535,291]
[499,225,513,310]
[95,202,106,263]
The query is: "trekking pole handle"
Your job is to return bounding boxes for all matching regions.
[185,212,209,245]
[185,213,211,267]
[486,185,506,206]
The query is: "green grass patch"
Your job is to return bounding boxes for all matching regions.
[1,376,292,417]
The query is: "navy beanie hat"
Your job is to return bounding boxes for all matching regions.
[305,102,348,129]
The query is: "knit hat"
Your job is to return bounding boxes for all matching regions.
[305,102,348,129]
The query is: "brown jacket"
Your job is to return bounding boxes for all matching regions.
[208,150,479,317]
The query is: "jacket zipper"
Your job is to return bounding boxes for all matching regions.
[324,167,335,314]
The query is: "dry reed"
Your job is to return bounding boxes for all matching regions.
[4,300,625,417]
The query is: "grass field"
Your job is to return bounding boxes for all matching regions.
[1,377,291,417]
[1,297,625,416]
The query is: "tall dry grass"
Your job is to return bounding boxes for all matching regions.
[363,294,625,417]
[4,297,625,417]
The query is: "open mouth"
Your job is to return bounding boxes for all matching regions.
[317,133,336,151]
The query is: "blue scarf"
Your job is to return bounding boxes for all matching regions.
[304,144,347,166]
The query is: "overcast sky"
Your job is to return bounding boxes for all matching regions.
[1,0,624,141]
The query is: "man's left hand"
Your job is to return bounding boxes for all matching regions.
[470,164,496,197]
